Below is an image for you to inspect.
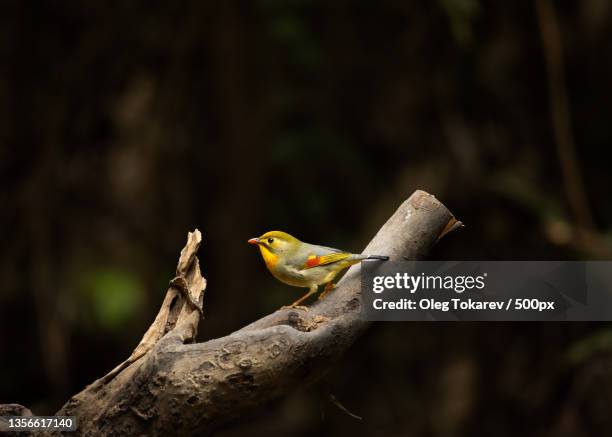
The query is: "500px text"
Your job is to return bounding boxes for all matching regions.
[372,298,556,312]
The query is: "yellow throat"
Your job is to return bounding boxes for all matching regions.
[258,244,279,270]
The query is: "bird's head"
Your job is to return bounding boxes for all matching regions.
[248,231,300,256]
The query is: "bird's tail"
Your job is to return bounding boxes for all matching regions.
[364,255,389,261]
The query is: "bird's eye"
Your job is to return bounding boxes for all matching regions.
[267,238,274,244]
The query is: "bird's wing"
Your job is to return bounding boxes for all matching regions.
[312,244,343,254]
[300,244,353,270]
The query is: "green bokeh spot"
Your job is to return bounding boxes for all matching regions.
[86,269,145,331]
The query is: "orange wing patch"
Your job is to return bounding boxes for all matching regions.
[306,256,321,268]
[303,253,352,269]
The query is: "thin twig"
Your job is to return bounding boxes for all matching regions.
[329,394,363,420]
[536,0,595,232]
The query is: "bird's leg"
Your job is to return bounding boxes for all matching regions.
[318,282,336,300]
[281,286,318,311]
[169,276,204,318]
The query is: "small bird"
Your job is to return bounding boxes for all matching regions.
[248,231,389,309]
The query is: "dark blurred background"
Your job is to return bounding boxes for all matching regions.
[1,0,612,436]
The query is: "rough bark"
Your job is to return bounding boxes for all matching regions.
[2,190,461,436]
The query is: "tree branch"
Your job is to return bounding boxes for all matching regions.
[3,190,460,436]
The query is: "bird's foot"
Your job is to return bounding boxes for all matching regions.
[318,283,336,300]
